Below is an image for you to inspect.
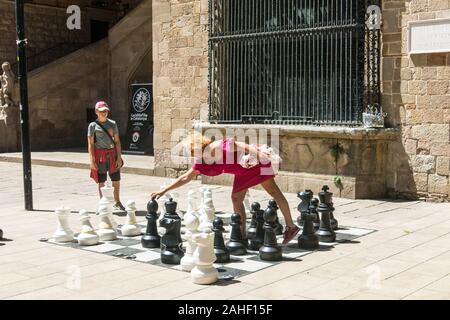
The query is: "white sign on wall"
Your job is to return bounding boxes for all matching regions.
[408,18,450,54]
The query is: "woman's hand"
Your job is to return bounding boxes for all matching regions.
[150,190,165,200]
[90,161,98,171]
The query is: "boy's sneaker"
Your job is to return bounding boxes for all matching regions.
[282,225,300,245]
[112,202,126,213]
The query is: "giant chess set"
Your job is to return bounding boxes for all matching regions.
[45,184,376,284]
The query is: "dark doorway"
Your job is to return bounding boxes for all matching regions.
[90,20,109,43]
[86,108,96,125]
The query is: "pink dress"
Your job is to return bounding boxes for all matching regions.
[192,138,275,194]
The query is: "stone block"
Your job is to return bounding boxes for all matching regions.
[427,81,449,95]
[411,124,450,142]
[431,142,450,156]
[413,173,428,192]
[405,139,418,155]
[436,157,450,176]
[428,174,449,194]
[409,154,435,173]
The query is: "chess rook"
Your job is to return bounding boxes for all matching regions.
[226,213,247,255]
[191,231,219,285]
[315,187,336,243]
[259,205,282,261]
[121,200,141,236]
[53,206,74,243]
[212,217,230,263]
[159,198,184,265]
[141,200,161,248]
[77,209,99,246]
[297,189,313,226]
[268,199,283,235]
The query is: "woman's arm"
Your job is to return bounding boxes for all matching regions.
[87,136,97,170]
[151,167,198,199]
[114,132,123,168]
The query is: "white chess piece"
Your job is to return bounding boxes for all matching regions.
[121,200,141,236]
[97,205,117,241]
[77,209,99,246]
[191,230,218,285]
[53,206,74,243]
[99,183,118,230]
[198,187,215,231]
[180,208,200,272]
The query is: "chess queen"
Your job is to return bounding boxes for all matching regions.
[151,133,300,245]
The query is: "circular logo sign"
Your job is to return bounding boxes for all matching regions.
[133,88,151,113]
[132,132,140,143]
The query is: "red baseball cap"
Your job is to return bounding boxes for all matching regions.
[95,101,110,112]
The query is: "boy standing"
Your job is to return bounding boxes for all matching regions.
[88,101,125,212]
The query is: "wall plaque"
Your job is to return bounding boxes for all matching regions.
[408,18,450,54]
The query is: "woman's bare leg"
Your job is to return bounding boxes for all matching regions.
[98,182,105,199]
[231,188,248,237]
[260,178,295,228]
[112,180,121,204]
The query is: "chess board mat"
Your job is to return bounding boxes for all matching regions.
[44,213,376,281]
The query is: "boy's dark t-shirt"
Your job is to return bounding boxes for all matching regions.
[87,119,119,150]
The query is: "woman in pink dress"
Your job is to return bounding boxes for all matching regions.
[150,134,300,244]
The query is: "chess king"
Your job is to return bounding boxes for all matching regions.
[150,132,300,245]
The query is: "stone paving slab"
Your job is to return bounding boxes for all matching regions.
[0,162,449,300]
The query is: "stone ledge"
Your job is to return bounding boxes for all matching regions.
[197,122,400,141]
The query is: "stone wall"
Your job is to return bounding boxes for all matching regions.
[152,0,209,176]
[382,0,450,200]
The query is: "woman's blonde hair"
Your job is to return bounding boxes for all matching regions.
[185,132,212,157]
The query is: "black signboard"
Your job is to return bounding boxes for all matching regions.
[124,83,153,154]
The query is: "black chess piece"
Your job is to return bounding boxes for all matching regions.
[297,189,313,226]
[310,198,320,231]
[268,199,283,235]
[315,188,336,243]
[213,217,230,263]
[321,186,338,230]
[159,198,184,264]
[141,199,161,248]
[226,213,247,255]
[0,228,3,240]
[259,205,282,261]
[297,208,319,250]
[249,204,265,251]
[247,202,260,241]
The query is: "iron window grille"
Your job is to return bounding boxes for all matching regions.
[208,0,381,126]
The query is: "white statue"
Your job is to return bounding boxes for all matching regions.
[0,62,15,108]
[191,230,218,285]
[77,209,99,246]
[180,205,200,272]
[53,206,74,243]
[121,200,141,236]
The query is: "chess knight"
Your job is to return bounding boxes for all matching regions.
[0,62,16,109]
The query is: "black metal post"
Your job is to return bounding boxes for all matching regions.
[15,0,33,211]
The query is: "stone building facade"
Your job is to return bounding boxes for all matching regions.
[151,0,450,200]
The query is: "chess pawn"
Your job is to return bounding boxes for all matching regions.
[77,209,99,246]
[315,189,336,243]
[259,205,282,261]
[180,208,200,271]
[191,231,218,285]
[187,189,200,214]
[53,206,74,242]
[121,200,141,236]
[97,205,118,241]
[98,188,118,230]
[247,202,260,241]
[141,199,160,248]
[160,198,184,265]
[309,198,320,231]
[249,204,265,251]
[297,209,319,250]
[268,199,283,235]
[226,213,247,255]
[297,189,313,226]
[212,217,230,263]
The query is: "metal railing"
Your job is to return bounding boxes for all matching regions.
[208,0,381,126]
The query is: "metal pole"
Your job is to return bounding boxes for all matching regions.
[15,0,33,211]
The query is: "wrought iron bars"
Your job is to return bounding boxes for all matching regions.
[208,0,382,126]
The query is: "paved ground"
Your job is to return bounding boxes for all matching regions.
[1,161,450,300]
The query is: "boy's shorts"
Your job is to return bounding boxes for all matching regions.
[97,154,121,183]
